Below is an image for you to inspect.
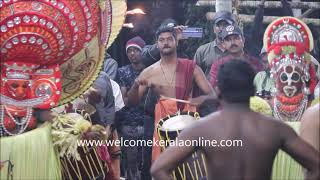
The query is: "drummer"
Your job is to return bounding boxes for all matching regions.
[127,25,216,163]
[150,60,320,179]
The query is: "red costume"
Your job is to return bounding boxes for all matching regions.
[0,0,126,179]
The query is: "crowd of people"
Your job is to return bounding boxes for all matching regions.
[1,0,319,179]
[89,6,319,179]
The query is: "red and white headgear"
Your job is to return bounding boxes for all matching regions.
[0,0,126,108]
[263,17,318,121]
[263,16,317,95]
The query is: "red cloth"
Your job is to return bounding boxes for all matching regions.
[209,54,263,88]
[97,145,111,164]
[308,63,318,95]
[102,130,121,180]
[175,58,196,110]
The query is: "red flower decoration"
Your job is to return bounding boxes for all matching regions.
[289,53,294,59]
[296,43,305,55]
[274,46,282,55]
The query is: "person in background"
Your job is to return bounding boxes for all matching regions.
[104,52,118,80]
[116,36,153,180]
[77,71,121,180]
[253,48,275,100]
[194,11,236,79]
[140,18,188,68]
[209,25,263,89]
[150,60,320,180]
[193,11,237,116]
[103,50,125,112]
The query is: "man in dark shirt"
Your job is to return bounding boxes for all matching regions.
[116,36,154,180]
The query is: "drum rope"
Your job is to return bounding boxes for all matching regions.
[175,130,187,180]
[176,130,187,180]
[177,163,187,180]
[72,147,92,179]
[196,156,204,177]
[66,155,82,180]
[192,152,203,178]
[186,162,195,180]
[79,155,92,179]
[88,147,104,178]
[84,147,95,178]
[92,146,107,178]
[61,159,74,180]
[157,112,207,180]
[201,154,208,176]
[172,171,177,180]
[193,160,199,180]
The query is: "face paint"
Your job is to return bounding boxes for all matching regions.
[271,57,309,122]
[276,65,303,97]
[6,80,30,100]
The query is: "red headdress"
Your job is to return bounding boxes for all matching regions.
[0,0,126,135]
[263,17,317,121]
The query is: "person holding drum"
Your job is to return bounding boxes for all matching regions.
[150,60,320,180]
[127,26,216,163]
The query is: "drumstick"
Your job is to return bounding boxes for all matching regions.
[160,95,191,104]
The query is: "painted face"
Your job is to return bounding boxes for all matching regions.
[157,32,177,55]
[6,79,30,100]
[276,65,303,97]
[127,47,142,64]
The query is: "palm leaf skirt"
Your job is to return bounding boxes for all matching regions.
[0,123,61,180]
[272,121,303,180]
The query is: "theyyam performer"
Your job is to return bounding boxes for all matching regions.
[0,0,126,179]
[263,16,319,180]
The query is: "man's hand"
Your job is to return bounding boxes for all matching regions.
[189,96,206,107]
[174,25,188,40]
[83,87,101,106]
[134,77,153,88]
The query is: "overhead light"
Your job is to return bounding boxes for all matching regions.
[123,23,134,28]
[126,8,145,15]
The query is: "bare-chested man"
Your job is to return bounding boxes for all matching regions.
[127,26,216,162]
[300,104,320,151]
[151,60,320,180]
